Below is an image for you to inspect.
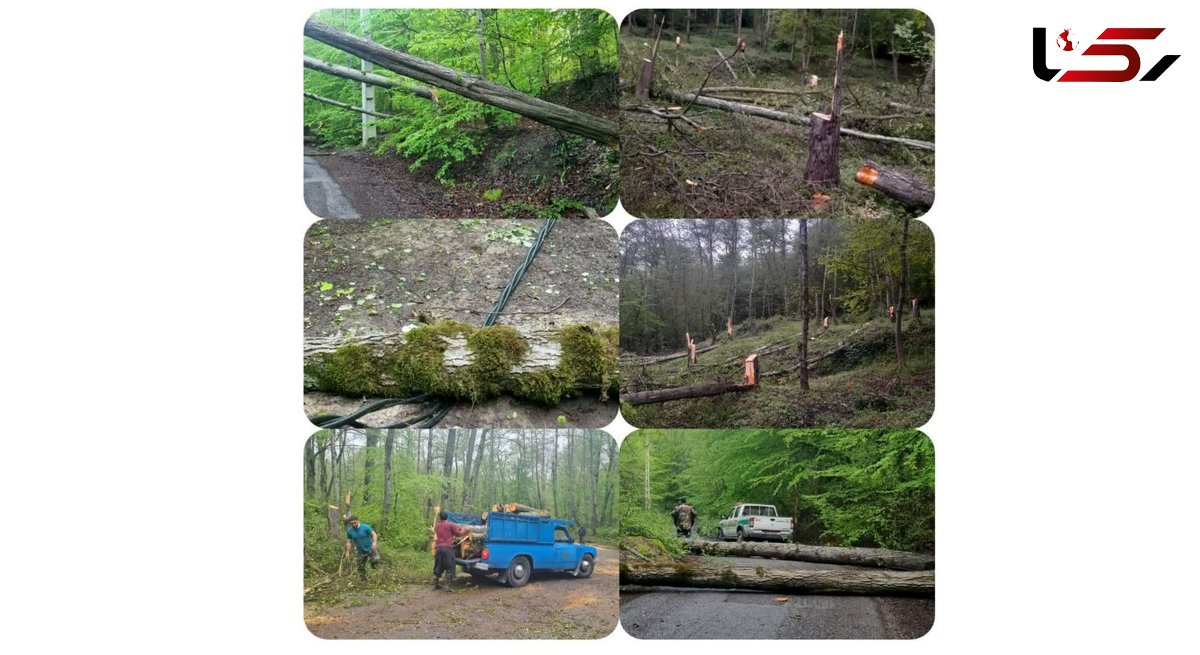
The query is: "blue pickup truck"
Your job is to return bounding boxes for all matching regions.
[455,512,597,587]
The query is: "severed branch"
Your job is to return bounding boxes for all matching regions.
[685,41,746,116]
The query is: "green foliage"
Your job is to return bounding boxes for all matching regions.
[620,508,686,559]
[484,222,535,246]
[620,430,934,552]
[500,197,589,219]
[482,188,503,202]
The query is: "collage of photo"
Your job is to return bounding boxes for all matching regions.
[301,7,935,641]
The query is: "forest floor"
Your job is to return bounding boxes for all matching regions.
[304,76,620,220]
[621,312,933,428]
[305,545,619,639]
[620,553,933,639]
[619,29,934,218]
[303,218,620,428]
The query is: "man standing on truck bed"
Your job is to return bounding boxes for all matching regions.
[345,515,379,581]
[433,510,470,591]
[672,498,697,538]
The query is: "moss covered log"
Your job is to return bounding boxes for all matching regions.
[304,321,619,405]
[620,561,933,596]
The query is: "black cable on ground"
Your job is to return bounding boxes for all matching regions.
[310,218,558,430]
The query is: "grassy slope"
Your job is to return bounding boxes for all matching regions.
[621,312,934,428]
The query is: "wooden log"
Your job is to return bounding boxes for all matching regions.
[685,539,934,571]
[658,89,934,151]
[621,344,719,367]
[503,503,549,516]
[304,55,436,101]
[887,101,934,115]
[714,48,738,81]
[304,92,395,119]
[621,562,933,596]
[803,32,845,189]
[623,381,752,406]
[701,86,818,96]
[304,19,619,146]
[855,161,934,212]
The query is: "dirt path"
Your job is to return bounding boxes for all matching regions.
[620,555,933,639]
[305,546,618,639]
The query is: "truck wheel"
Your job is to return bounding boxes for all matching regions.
[575,554,594,578]
[736,527,745,541]
[717,527,726,541]
[506,556,532,588]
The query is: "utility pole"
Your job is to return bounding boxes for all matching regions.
[359,8,377,146]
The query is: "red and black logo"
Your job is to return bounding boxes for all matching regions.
[1033,27,1179,82]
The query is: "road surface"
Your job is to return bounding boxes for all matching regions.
[620,556,933,639]
[304,156,359,219]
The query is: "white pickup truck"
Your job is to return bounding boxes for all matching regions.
[717,503,794,542]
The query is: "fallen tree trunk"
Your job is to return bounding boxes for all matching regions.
[304,19,619,146]
[855,161,934,212]
[622,343,720,367]
[304,55,436,101]
[887,101,934,115]
[658,89,935,151]
[713,48,738,81]
[623,381,751,406]
[304,322,618,404]
[304,92,395,119]
[621,562,933,596]
[503,502,549,516]
[701,86,818,96]
[685,539,934,571]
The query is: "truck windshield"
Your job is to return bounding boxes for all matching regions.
[555,526,573,543]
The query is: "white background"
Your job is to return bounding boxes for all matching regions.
[1,1,1198,651]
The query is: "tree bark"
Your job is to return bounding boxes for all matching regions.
[379,428,394,535]
[803,32,845,189]
[621,563,933,596]
[855,161,934,212]
[304,56,436,101]
[363,431,377,504]
[643,434,651,509]
[304,19,619,146]
[623,343,719,366]
[658,89,934,151]
[460,429,477,507]
[799,219,810,390]
[303,92,394,119]
[475,9,488,79]
[624,381,753,406]
[685,539,933,571]
[894,215,910,374]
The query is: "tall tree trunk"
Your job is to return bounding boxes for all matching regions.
[363,430,377,503]
[891,25,899,82]
[475,9,488,79]
[735,9,743,42]
[460,429,477,507]
[894,215,910,374]
[600,438,617,526]
[305,436,317,497]
[379,429,394,535]
[643,435,652,509]
[799,219,811,390]
[534,430,545,509]
[551,429,560,516]
[685,9,691,42]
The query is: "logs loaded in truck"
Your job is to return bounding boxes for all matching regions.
[450,510,597,588]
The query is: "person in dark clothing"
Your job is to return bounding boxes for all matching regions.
[432,510,469,591]
[671,498,697,538]
[345,516,379,581]
[577,525,588,545]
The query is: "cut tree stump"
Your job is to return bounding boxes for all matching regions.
[685,539,934,571]
[304,19,618,146]
[623,381,752,406]
[621,562,933,596]
[855,161,934,212]
[803,31,845,189]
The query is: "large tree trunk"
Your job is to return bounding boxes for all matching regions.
[685,539,934,571]
[658,89,934,151]
[304,19,618,146]
[799,219,810,390]
[622,343,719,367]
[379,428,394,535]
[475,9,488,79]
[621,563,933,596]
[894,215,911,374]
[363,431,377,503]
[304,55,436,101]
[624,381,753,406]
[643,434,651,509]
[803,32,845,189]
[460,429,477,507]
[855,161,934,212]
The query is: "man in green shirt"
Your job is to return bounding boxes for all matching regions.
[345,516,380,581]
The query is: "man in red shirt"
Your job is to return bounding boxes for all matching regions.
[433,510,470,591]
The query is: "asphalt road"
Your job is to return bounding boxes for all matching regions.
[304,156,359,219]
[620,556,934,639]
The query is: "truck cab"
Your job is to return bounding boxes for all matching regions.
[456,512,598,587]
[717,503,794,542]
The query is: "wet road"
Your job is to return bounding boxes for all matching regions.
[304,156,359,219]
[620,556,934,639]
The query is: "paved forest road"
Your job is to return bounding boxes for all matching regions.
[620,556,934,639]
[305,546,618,639]
[304,156,360,219]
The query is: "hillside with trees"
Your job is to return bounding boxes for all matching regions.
[620,218,933,428]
